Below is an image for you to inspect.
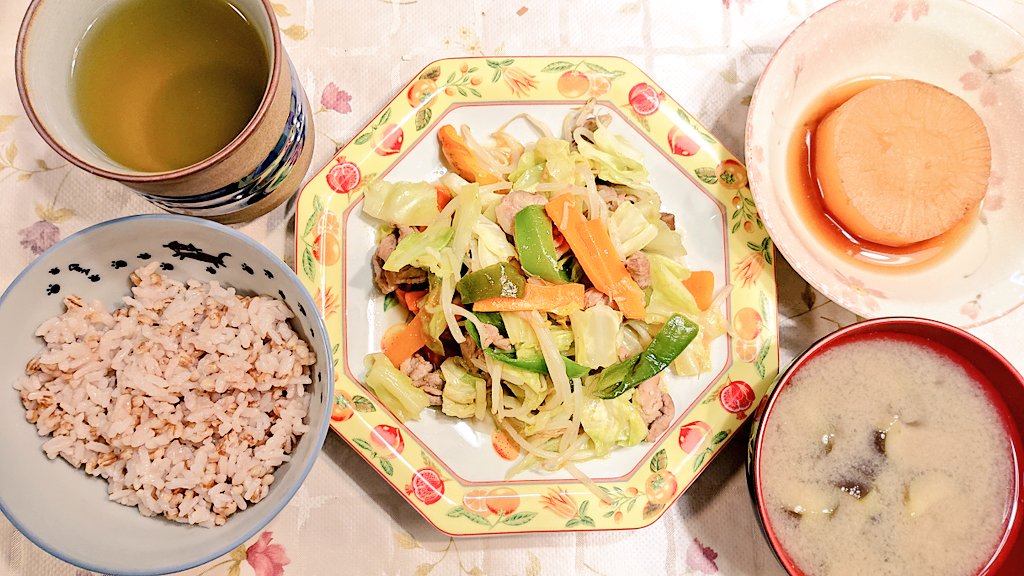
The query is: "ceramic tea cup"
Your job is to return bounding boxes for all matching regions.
[15,0,314,224]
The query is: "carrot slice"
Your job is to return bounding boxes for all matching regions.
[435,185,453,211]
[402,290,428,314]
[438,125,499,185]
[545,194,646,319]
[383,312,428,367]
[682,270,715,311]
[472,283,585,316]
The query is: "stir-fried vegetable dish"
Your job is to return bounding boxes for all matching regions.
[362,102,727,478]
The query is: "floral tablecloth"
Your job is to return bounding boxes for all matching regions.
[3,1,1023,574]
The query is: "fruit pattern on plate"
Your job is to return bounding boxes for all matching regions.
[294,56,779,534]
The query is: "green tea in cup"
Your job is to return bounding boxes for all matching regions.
[72,0,270,172]
[19,0,314,223]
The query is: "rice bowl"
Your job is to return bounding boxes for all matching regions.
[0,214,332,575]
[17,263,315,527]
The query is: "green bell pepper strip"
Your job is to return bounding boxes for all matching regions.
[485,348,592,379]
[462,305,589,377]
[464,306,589,377]
[513,205,571,284]
[593,313,699,399]
[472,311,505,335]
[456,262,526,304]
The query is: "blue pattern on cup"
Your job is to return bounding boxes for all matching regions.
[142,61,309,217]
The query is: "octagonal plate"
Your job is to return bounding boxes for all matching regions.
[294,56,779,534]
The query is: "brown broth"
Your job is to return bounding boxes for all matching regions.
[787,78,979,270]
[72,0,269,172]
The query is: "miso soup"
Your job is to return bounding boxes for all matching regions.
[72,0,270,172]
[759,337,1015,576]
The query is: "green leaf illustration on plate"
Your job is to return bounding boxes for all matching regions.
[447,505,491,526]
[599,486,642,518]
[352,437,394,476]
[541,61,576,73]
[446,506,537,529]
[420,65,441,81]
[693,449,709,472]
[354,108,394,146]
[353,395,377,412]
[754,337,772,378]
[301,247,315,280]
[747,236,773,265]
[442,69,484,99]
[500,512,537,526]
[641,501,664,520]
[565,500,596,528]
[650,449,667,473]
[302,209,320,239]
[692,430,730,472]
[415,107,432,131]
[676,108,716,144]
[694,166,718,185]
[542,59,624,80]
[731,188,764,233]
[487,58,516,82]
[582,61,625,78]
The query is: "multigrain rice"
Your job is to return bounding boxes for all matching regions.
[14,263,314,527]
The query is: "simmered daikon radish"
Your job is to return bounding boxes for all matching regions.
[814,80,991,247]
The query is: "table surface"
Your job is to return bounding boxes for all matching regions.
[3,0,1023,574]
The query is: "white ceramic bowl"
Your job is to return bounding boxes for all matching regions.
[746,0,1024,327]
[0,215,333,575]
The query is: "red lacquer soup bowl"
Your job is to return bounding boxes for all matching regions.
[747,317,1023,575]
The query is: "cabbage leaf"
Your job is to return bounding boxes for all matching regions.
[362,180,439,226]
[608,201,658,258]
[509,137,582,190]
[645,253,700,324]
[471,217,517,270]
[579,384,648,456]
[364,353,431,421]
[576,126,649,188]
[440,358,482,419]
[643,218,687,261]
[383,226,455,274]
[570,304,622,369]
